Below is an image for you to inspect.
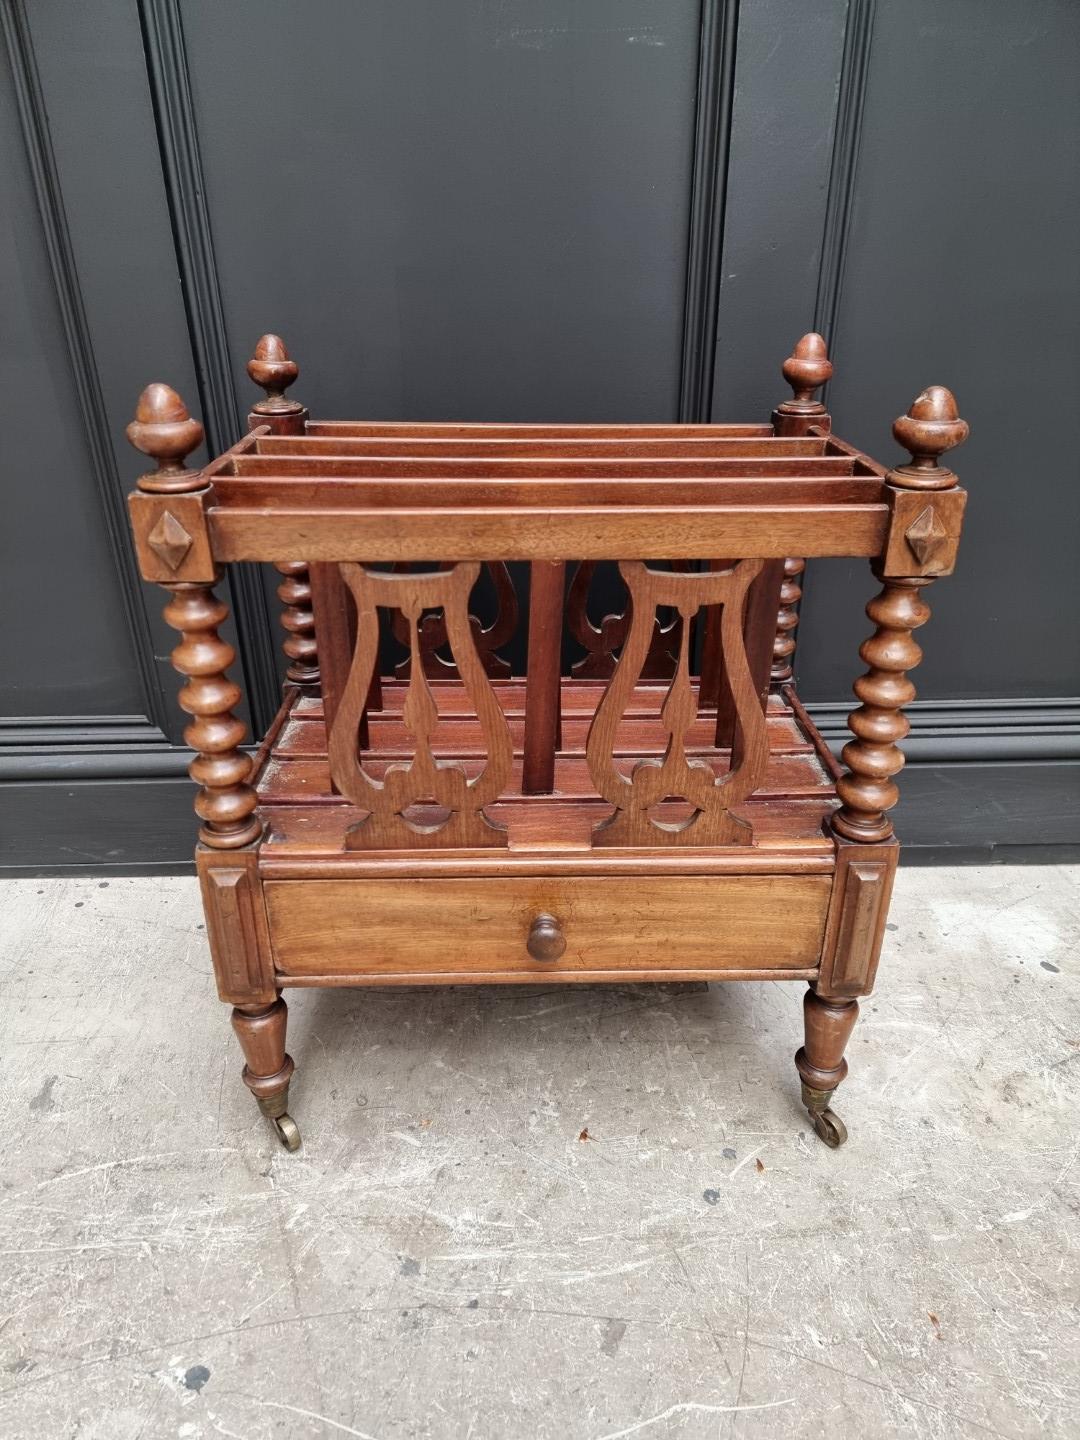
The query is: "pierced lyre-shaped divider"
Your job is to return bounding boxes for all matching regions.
[328,563,514,849]
[566,560,687,679]
[390,561,519,679]
[585,560,769,847]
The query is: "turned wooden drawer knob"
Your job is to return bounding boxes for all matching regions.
[526,913,566,962]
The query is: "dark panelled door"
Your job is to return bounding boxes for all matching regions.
[1,0,1077,869]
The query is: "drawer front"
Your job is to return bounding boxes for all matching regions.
[265,875,830,980]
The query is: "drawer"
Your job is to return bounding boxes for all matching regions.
[264,875,830,981]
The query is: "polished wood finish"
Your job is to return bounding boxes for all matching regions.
[328,564,514,849]
[126,381,205,492]
[832,574,933,843]
[389,562,518,680]
[522,560,566,794]
[161,580,262,849]
[833,385,968,844]
[795,988,859,1145]
[125,332,968,1152]
[526,913,567,962]
[274,562,319,686]
[265,874,831,979]
[772,557,805,683]
[773,332,832,437]
[586,561,769,846]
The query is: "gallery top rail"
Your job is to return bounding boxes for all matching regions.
[125,332,968,571]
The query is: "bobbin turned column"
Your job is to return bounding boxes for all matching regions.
[771,334,833,683]
[247,334,319,687]
[797,385,968,1146]
[832,386,969,843]
[771,557,806,684]
[127,384,300,1150]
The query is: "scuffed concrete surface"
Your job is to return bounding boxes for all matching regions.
[0,867,1077,1440]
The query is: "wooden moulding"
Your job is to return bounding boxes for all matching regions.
[212,474,880,505]
[128,488,217,584]
[231,452,846,475]
[253,438,841,460]
[208,504,888,563]
[305,421,776,439]
[263,874,832,983]
[815,840,899,998]
[882,485,967,578]
[197,846,277,1006]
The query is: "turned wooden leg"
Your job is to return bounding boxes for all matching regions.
[794,987,859,1148]
[231,997,300,1151]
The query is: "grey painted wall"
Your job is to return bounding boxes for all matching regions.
[1,0,1077,871]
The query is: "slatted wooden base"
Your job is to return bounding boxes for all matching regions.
[255,680,840,864]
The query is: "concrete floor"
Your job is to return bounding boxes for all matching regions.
[0,867,1077,1440]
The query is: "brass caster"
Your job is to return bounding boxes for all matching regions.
[809,1107,847,1148]
[800,1082,848,1148]
[271,1112,302,1151]
[256,1089,301,1152]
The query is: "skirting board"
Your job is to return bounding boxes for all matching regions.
[2,760,1077,876]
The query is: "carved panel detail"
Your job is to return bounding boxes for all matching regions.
[585,560,769,846]
[567,560,688,678]
[391,562,518,679]
[147,509,194,570]
[904,505,949,569]
[328,563,514,849]
[197,849,276,1005]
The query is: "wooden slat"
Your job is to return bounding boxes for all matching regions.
[258,797,837,856]
[271,710,810,758]
[697,558,732,709]
[231,446,835,478]
[308,562,355,748]
[715,558,785,750]
[209,503,889,563]
[256,435,833,459]
[305,421,775,439]
[256,749,831,806]
[216,475,875,509]
[294,680,801,721]
[522,560,565,794]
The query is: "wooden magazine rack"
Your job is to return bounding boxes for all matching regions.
[126,332,968,1151]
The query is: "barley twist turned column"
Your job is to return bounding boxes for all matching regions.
[247,334,319,687]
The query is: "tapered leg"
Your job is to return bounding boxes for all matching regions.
[794,987,859,1148]
[231,996,300,1150]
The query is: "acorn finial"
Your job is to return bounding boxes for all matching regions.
[248,333,301,414]
[126,383,205,493]
[890,386,969,490]
[781,332,833,410]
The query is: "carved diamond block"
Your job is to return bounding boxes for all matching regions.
[904,505,949,570]
[147,509,194,571]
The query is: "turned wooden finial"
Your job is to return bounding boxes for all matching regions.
[780,332,833,413]
[248,333,302,415]
[127,383,204,493]
[890,386,968,490]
